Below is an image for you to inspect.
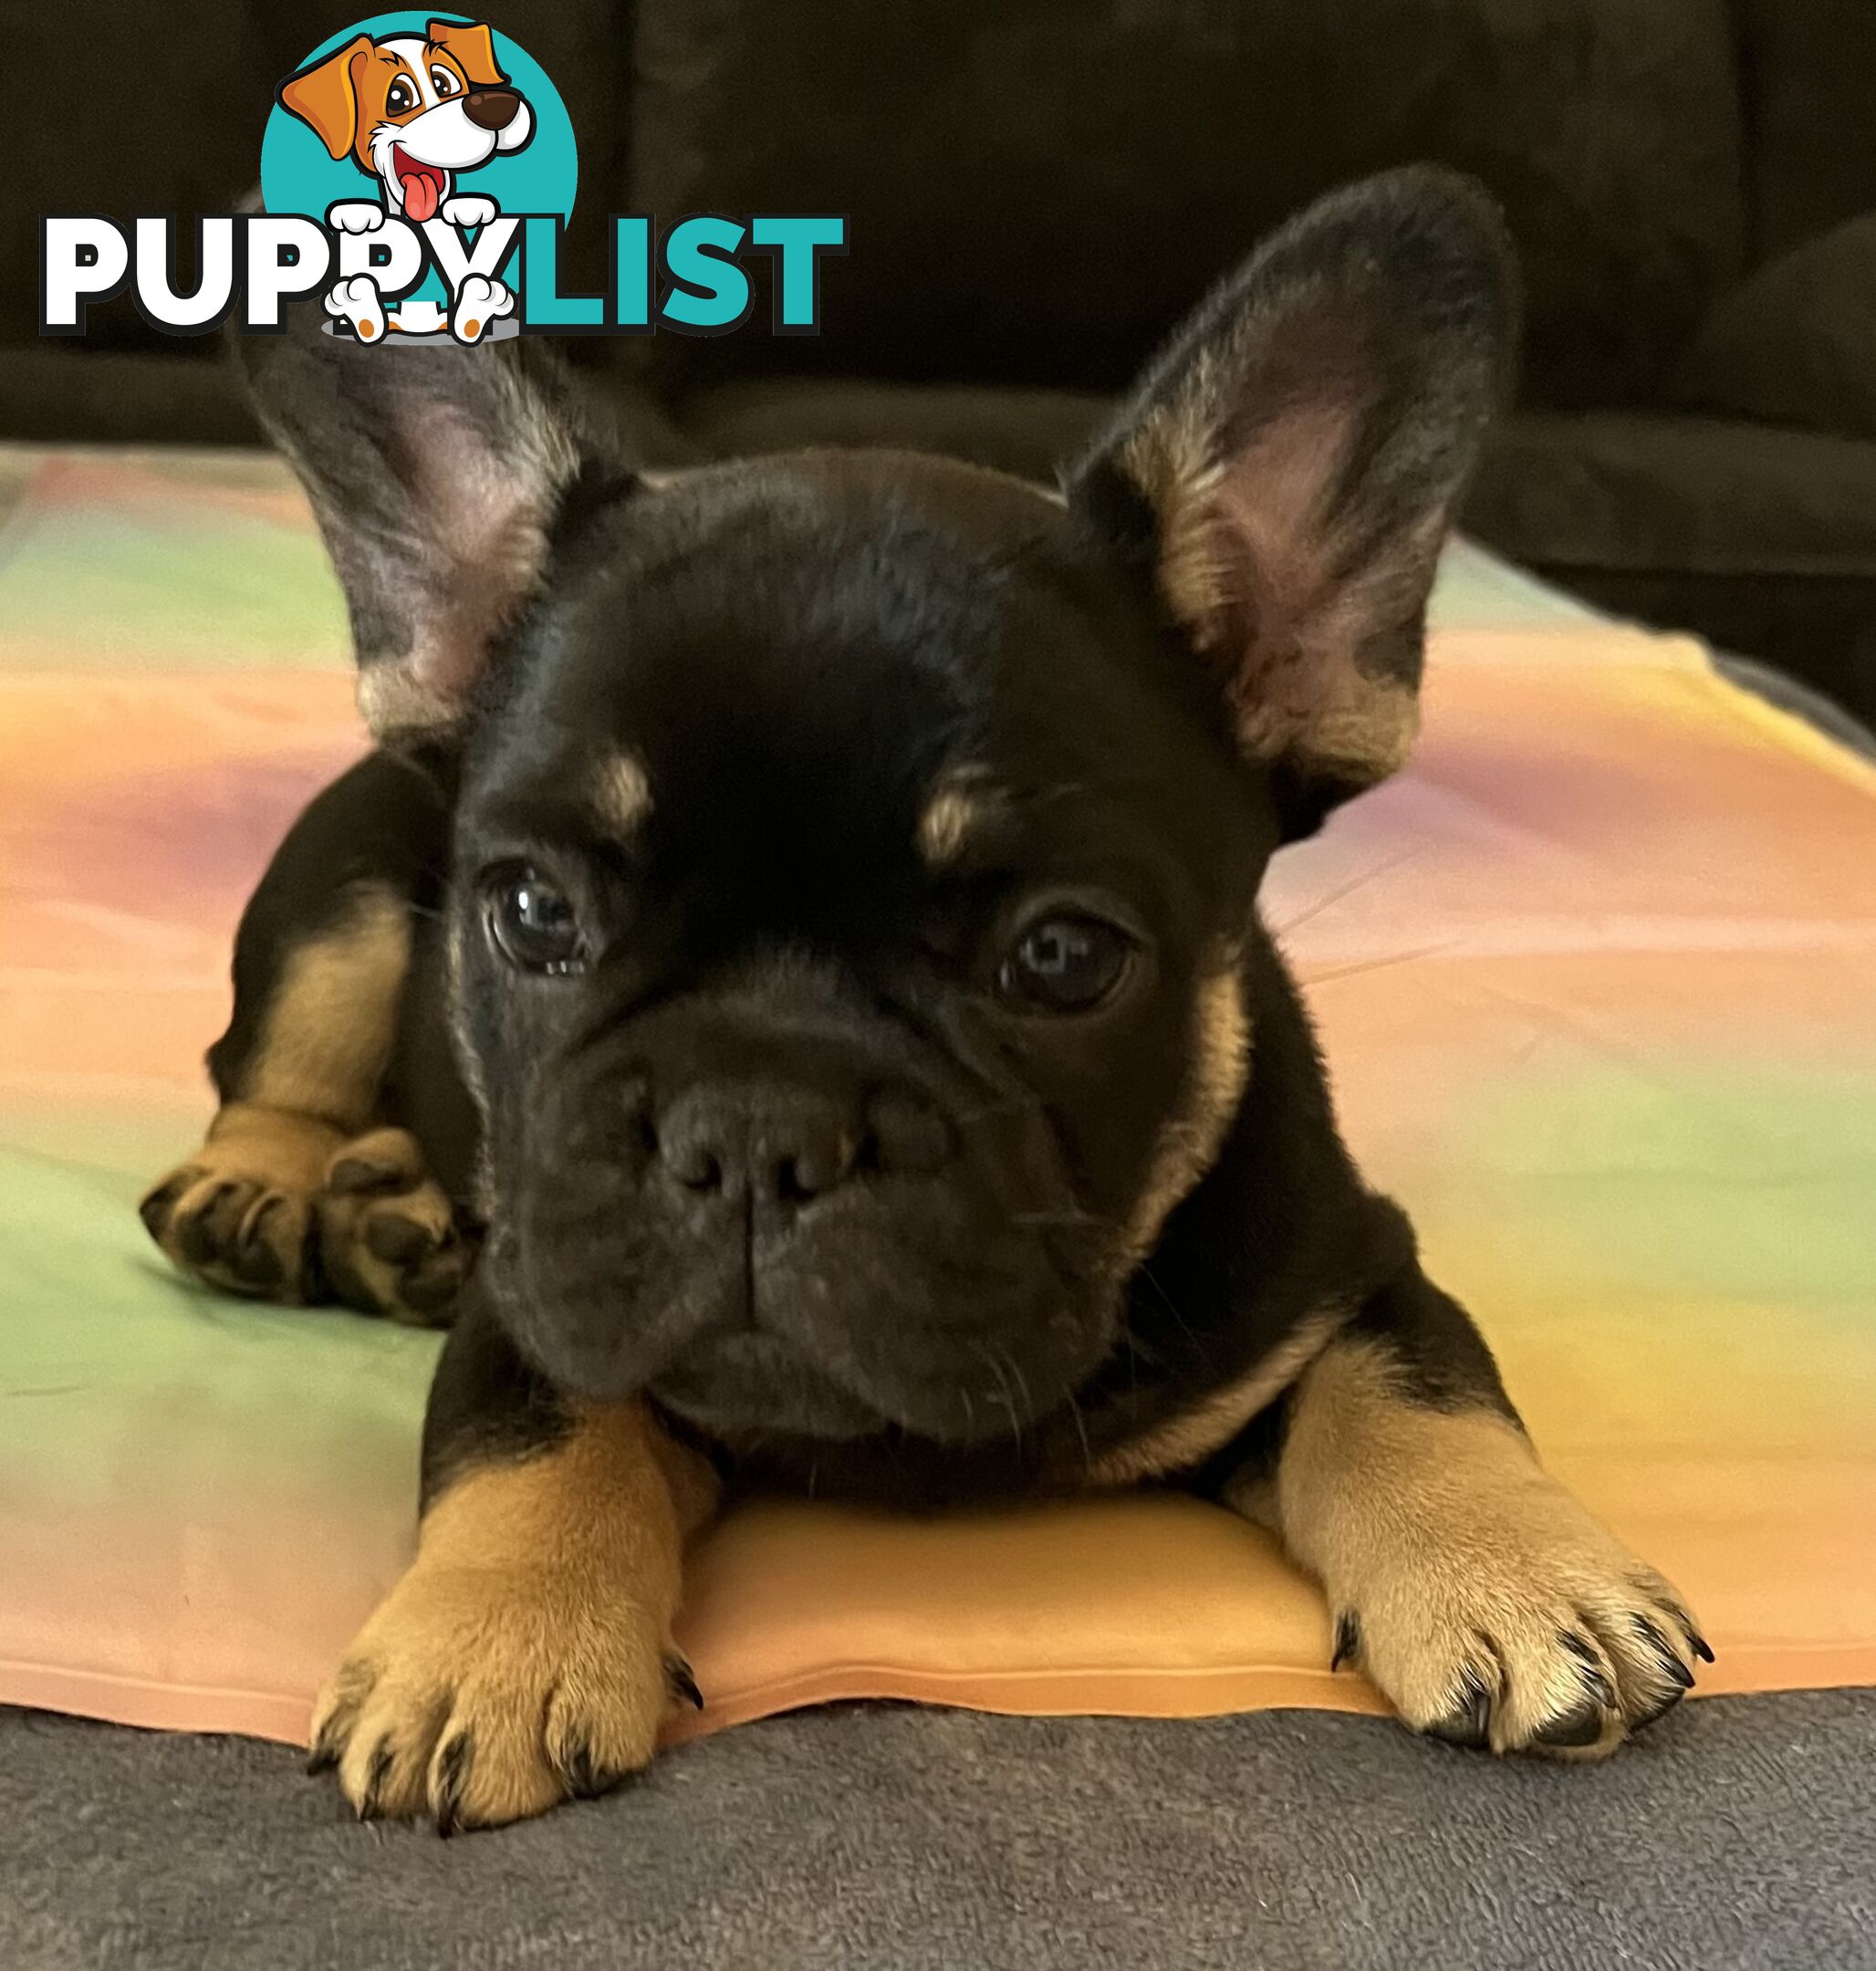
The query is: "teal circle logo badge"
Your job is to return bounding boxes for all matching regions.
[261,14,577,343]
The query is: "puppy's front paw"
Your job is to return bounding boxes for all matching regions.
[140,1106,342,1302]
[317,1127,474,1326]
[307,1559,694,1832]
[1329,1476,1709,1759]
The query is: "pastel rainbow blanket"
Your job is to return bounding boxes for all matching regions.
[2,449,1871,1747]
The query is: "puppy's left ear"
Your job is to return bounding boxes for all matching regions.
[1068,168,1518,836]
[236,312,621,743]
[427,18,508,88]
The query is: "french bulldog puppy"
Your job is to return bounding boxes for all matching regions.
[141,169,1706,1832]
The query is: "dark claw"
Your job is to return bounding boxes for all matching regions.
[305,1725,342,1775]
[365,1213,434,1264]
[179,1184,236,1264]
[558,1735,615,1799]
[1329,1613,1360,1673]
[665,1655,704,1710]
[1633,1615,1695,1688]
[328,1156,406,1198]
[300,1209,329,1303]
[358,1736,395,1820]
[139,1179,186,1238]
[1426,1675,1493,1749]
[398,1260,463,1318]
[1558,1630,1615,1707]
[233,1204,286,1288]
[1533,1695,1607,1748]
[1629,1684,1685,1736]
[433,1732,472,1839]
[1657,1599,1715,1666]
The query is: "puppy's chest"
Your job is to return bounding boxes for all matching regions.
[671,1357,1299,1512]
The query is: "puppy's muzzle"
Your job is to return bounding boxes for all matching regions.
[464,88,522,132]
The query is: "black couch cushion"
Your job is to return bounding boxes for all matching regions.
[1671,217,1876,443]
[1736,0,1876,263]
[629,0,1746,408]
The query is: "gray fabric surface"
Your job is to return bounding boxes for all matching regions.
[4,1693,1871,1970]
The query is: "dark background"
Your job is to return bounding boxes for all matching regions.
[6,0,1876,721]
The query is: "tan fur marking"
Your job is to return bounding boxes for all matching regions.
[1120,355,1232,632]
[311,1402,721,1829]
[1123,954,1251,1263]
[591,753,653,837]
[916,767,1001,867]
[356,664,463,738]
[239,884,411,1132]
[1087,1309,1342,1486]
[1272,1336,1701,1757]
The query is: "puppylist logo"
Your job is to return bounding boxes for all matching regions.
[40,14,847,346]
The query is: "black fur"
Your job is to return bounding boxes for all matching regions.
[204,168,1525,1513]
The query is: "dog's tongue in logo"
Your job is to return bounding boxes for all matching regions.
[393,146,446,224]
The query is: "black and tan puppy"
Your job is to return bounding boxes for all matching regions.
[141,170,1706,1831]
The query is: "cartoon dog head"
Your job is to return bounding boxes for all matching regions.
[278,18,533,223]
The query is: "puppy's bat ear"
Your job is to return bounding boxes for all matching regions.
[1067,168,1518,838]
[277,35,371,162]
[236,312,623,742]
[426,19,508,88]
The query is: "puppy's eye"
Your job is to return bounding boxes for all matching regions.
[996,912,1135,1016]
[485,867,585,976]
[431,66,460,98]
[387,78,416,114]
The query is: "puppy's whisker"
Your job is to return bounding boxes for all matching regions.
[1271,846,1425,943]
[1062,1388,1092,1475]
[974,1343,1026,1454]
[1298,941,1458,988]
[1131,1260,1198,1346]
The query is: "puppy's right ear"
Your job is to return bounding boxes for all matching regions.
[277,36,371,162]
[237,317,620,741]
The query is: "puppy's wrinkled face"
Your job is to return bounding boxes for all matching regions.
[453,455,1271,1442]
[243,167,1516,1451]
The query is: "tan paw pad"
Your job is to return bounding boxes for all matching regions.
[139,1107,343,1302]
[317,1127,473,1325]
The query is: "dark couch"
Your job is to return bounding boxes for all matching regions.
[6,0,1874,718]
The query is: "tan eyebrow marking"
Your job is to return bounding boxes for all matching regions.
[591,754,653,837]
[916,766,1003,867]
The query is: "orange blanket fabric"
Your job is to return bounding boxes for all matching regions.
[2,453,1871,1746]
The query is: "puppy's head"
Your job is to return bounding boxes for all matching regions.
[277,19,532,220]
[242,169,1515,1447]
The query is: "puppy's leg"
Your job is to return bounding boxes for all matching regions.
[308,1288,721,1830]
[1225,1269,1709,1757]
[141,751,456,1314]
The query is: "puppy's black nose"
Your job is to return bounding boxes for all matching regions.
[652,1080,954,1208]
[464,88,521,130]
[658,1083,858,1208]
